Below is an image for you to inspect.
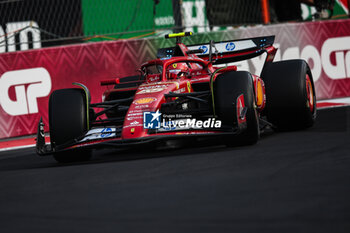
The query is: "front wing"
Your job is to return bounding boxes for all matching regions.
[36,122,244,156]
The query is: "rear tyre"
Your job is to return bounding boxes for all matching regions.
[49,88,91,163]
[261,60,316,130]
[214,71,259,146]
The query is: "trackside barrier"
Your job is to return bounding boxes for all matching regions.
[1,19,350,139]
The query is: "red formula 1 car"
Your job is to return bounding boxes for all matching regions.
[36,32,316,163]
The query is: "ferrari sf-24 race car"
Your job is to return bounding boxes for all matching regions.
[36,32,317,163]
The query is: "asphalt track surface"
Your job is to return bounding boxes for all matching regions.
[0,107,350,233]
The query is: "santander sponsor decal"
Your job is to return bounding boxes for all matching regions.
[0,67,51,116]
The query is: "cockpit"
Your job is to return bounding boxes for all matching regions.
[141,59,208,83]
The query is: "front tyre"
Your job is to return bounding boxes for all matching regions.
[49,88,91,163]
[214,71,259,146]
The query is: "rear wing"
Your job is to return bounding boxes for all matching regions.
[157,35,275,65]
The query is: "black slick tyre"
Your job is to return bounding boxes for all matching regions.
[214,71,259,146]
[261,59,316,130]
[49,88,91,163]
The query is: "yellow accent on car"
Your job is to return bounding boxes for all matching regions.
[187,81,191,93]
[165,32,193,39]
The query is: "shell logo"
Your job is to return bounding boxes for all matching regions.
[133,97,157,105]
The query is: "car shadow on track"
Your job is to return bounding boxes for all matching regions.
[2,106,347,171]
[0,135,265,171]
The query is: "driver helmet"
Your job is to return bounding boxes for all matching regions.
[167,62,188,79]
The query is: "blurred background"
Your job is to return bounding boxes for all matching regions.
[0,0,348,53]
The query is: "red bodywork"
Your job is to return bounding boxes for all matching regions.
[36,35,278,152]
[69,38,277,148]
